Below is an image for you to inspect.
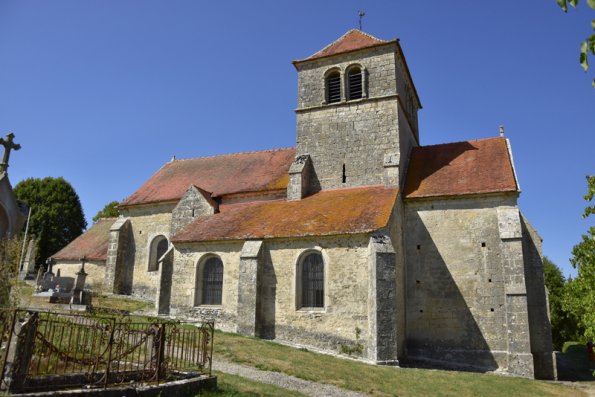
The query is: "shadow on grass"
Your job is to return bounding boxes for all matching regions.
[556,342,595,381]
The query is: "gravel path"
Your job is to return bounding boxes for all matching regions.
[212,359,368,397]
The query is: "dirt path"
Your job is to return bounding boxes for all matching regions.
[212,359,368,397]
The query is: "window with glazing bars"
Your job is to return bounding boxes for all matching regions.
[326,72,341,103]
[301,253,324,308]
[202,257,223,305]
[348,67,362,100]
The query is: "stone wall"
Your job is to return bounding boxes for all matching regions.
[119,203,174,300]
[521,215,557,379]
[170,186,217,236]
[168,241,243,333]
[53,260,105,291]
[404,194,521,372]
[294,44,419,192]
[296,99,400,190]
[263,235,372,358]
[104,218,133,294]
[396,103,417,186]
[168,233,399,362]
[389,195,407,358]
[296,45,398,108]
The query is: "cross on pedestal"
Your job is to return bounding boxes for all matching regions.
[0,133,21,173]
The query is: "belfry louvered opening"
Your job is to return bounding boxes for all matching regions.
[326,71,341,103]
[348,67,363,100]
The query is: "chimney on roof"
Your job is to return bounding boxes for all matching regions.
[499,125,505,137]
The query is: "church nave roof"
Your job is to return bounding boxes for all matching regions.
[121,148,296,207]
[171,185,397,243]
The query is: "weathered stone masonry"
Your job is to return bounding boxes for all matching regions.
[52,29,555,379]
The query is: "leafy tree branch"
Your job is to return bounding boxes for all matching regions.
[557,0,595,86]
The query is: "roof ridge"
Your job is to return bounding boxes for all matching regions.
[418,136,504,149]
[170,147,295,163]
[305,29,387,60]
[310,184,390,194]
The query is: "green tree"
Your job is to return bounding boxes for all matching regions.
[544,257,580,349]
[92,200,120,223]
[0,237,23,307]
[562,175,595,340]
[556,0,595,87]
[14,177,87,264]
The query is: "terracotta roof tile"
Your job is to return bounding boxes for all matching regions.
[404,137,518,198]
[172,185,397,243]
[297,29,390,62]
[121,148,296,206]
[52,218,115,261]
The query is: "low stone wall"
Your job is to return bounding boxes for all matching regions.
[12,374,217,397]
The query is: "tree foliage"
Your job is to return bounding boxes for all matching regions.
[544,257,580,349]
[14,177,87,265]
[562,175,595,340]
[92,200,120,223]
[556,0,595,87]
[0,237,22,307]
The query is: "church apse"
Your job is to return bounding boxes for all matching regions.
[404,195,536,376]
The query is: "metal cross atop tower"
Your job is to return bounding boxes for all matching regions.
[0,132,21,173]
[358,10,365,30]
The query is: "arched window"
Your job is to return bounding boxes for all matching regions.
[148,235,168,272]
[325,70,341,104]
[347,66,363,100]
[201,256,223,305]
[299,252,324,308]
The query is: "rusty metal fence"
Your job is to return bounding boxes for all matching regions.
[0,308,213,393]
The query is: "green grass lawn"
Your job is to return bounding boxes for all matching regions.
[11,282,153,313]
[10,284,589,397]
[212,331,585,397]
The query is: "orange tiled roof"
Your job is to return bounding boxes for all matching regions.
[297,29,390,62]
[172,185,397,243]
[52,218,116,261]
[404,137,518,199]
[121,148,296,206]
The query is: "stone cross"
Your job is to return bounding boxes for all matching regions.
[0,133,21,173]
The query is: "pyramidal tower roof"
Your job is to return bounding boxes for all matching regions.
[296,29,392,63]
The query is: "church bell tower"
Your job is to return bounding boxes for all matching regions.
[288,30,421,200]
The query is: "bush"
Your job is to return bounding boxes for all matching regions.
[0,237,23,307]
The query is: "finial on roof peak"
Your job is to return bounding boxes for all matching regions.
[499,125,505,137]
[170,155,176,162]
[358,10,365,30]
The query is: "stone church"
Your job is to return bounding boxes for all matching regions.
[52,30,556,379]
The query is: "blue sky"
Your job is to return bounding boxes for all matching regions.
[0,1,593,278]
